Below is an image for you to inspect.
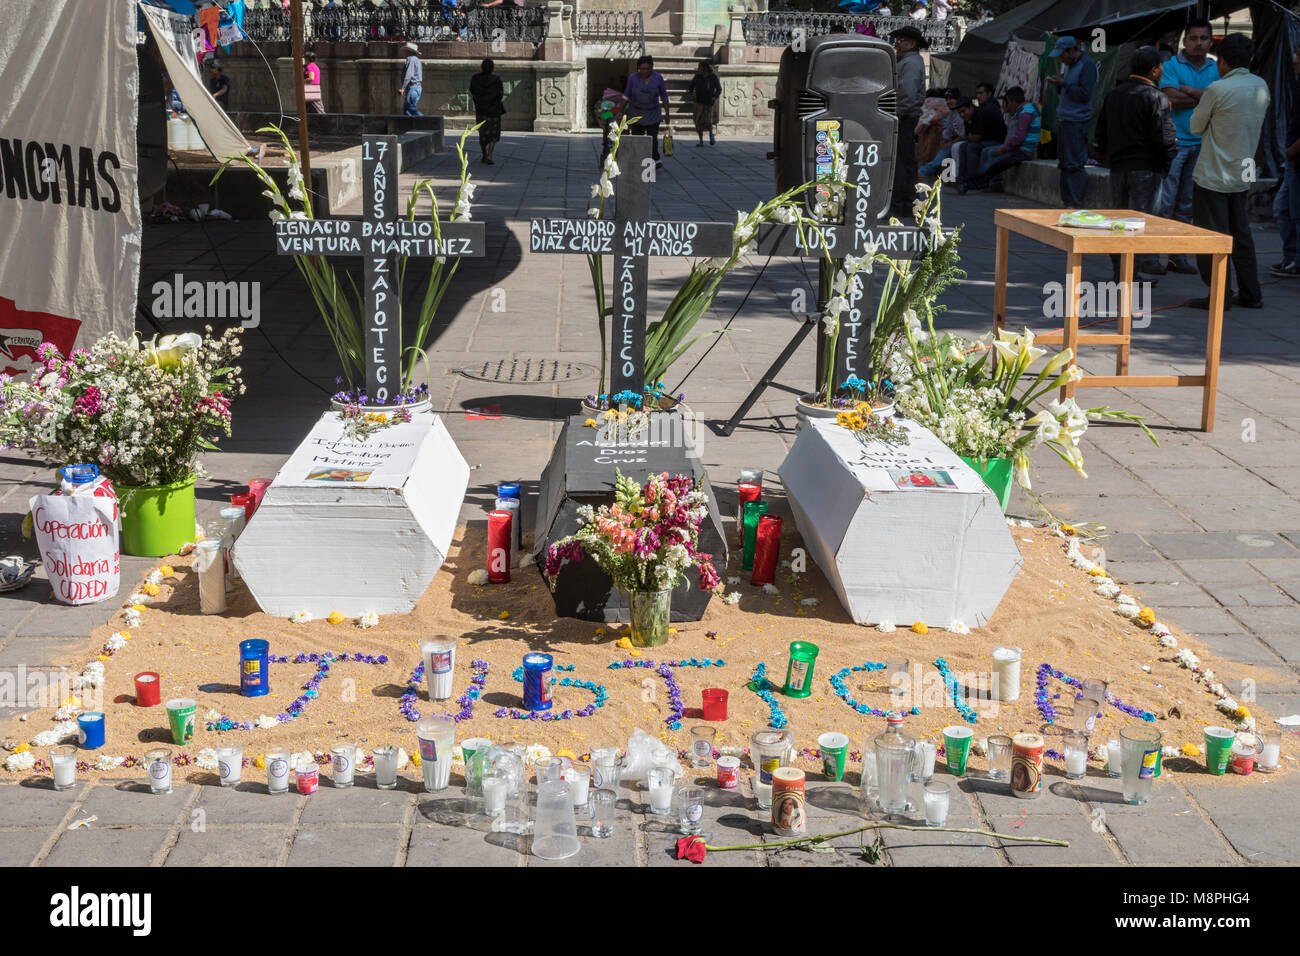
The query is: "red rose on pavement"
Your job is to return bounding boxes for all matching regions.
[676,836,707,863]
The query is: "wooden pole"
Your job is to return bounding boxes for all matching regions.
[290,0,312,185]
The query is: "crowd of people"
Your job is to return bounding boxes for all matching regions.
[893,19,1289,311]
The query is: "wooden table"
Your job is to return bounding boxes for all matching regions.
[993,208,1232,431]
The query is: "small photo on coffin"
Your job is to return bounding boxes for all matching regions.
[886,468,957,490]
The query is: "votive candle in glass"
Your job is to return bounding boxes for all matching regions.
[217,746,243,787]
[1064,733,1088,779]
[741,500,768,571]
[50,745,77,791]
[331,745,356,787]
[750,515,782,586]
[373,745,399,789]
[737,480,761,527]
[267,748,291,794]
[1258,731,1282,772]
[1106,738,1123,778]
[231,493,255,522]
[134,672,161,707]
[145,747,173,794]
[247,478,272,511]
[563,764,591,807]
[487,509,512,583]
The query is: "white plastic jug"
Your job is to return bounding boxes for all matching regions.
[532,779,579,860]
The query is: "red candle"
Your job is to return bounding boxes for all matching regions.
[751,515,782,586]
[134,672,161,707]
[487,510,512,584]
[702,688,728,721]
[232,493,255,522]
[248,478,272,512]
[737,481,761,527]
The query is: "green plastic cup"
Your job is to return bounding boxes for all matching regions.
[818,732,849,781]
[1204,726,1235,776]
[460,737,492,766]
[943,726,974,776]
[783,641,819,698]
[165,697,197,746]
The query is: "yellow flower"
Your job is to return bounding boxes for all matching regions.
[498,610,510,620]
[604,409,618,420]
[143,583,161,597]
[1180,743,1201,757]
[584,418,597,428]
[1060,525,1078,536]
[556,749,577,760]
[13,743,29,754]
[254,754,266,769]
[327,611,345,625]
[411,752,423,767]
[131,604,147,613]
[1087,567,1105,577]
[96,654,109,662]
[1235,706,1251,719]
[159,566,175,576]
[594,627,606,636]
[630,648,642,657]
[911,621,928,635]
[1137,607,1156,625]
[616,637,633,650]
[668,627,678,635]
[117,631,131,641]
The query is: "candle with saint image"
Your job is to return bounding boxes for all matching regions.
[422,638,457,701]
[487,510,512,583]
[750,515,782,586]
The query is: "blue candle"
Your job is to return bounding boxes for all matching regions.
[77,712,106,749]
[497,481,521,501]
[240,639,270,697]
[523,653,553,711]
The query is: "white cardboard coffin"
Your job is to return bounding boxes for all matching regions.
[778,419,1022,627]
[233,410,469,617]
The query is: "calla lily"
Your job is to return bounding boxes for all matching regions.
[1014,455,1031,490]
[141,333,202,369]
[1042,348,1075,375]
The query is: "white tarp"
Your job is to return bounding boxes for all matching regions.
[138,1,251,163]
[0,0,140,376]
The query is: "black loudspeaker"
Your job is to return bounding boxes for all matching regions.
[769,34,899,220]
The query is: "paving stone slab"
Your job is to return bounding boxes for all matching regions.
[1068,774,1195,814]
[1145,532,1297,561]
[987,811,1121,865]
[1104,561,1190,585]
[1197,633,1285,665]
[406,822,528,866]
[75,781,197,827]
[1227,604,1300,637]
[1177,560,1268,585]
[298,784,413,825]
[1102,812,1239,865]
[47,827,171,867]
[0,779,84,827]
[1125,582,1215,607]
[1156,606,1246,636]
[288,824,406,867]
[966,775,1094,816]
[0,828,51,865]
[1201,581,1296,607]
[164,825,290,866]
[196,782,304,824]
[1183,772,1300,864]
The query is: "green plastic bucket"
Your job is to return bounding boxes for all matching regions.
[117,473,197,557]
[960,456,1014,512]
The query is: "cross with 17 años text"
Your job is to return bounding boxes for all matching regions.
[274,134,485,404]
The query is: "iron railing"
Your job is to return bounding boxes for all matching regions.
[573,10,645,57]
[241,3,549,46]
[741,12,959,53]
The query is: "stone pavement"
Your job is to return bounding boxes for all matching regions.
[1,131,1298,864]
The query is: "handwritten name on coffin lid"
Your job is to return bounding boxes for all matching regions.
[271,411,439,492]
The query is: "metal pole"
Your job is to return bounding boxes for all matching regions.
[290,0,312,185]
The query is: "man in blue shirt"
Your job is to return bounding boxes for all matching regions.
[956,87,1039,193]
[400,42,423,116]
[1155,19,1218,274]
[1047,36,1097,208]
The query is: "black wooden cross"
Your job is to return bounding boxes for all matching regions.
[527,136,735,396]
[275,134,486,405]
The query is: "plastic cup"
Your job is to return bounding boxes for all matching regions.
[165,698,197,745]
[818,732,850,781]
[942,726,973,775]
[1204,726,1235,776]
[1120,725,1161,805]
[461,737,492,768]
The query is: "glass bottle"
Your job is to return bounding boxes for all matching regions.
[873,714,916,816]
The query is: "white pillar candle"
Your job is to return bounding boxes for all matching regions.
[1065,748,1088,777]
[195,539,226,614]
[649,780,674,813]
[1107,738,1123,777]
[331,746,356,787]
[422,640,456,701]
[217,747,243,786]
[564,767,590,807]
[1260,742,1281,770]
[992,646,1022,702]
[267,749,291,793]
[52,753,76,789]
[483,775,508,816]
[912,741,937,781]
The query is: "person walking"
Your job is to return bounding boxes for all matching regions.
[469,58,505,165]
[621,56,671,168]
[689,61,722,146]
[956,87,1039,193]
[1273,45,1300,278]
[891,25,928,217]
[304,52,324,114]
[1046,36,1098,208]
[400,41,423,117]
[1094,47,1177,280]
[1188,33,1270,310]
[1155,19,1219,274]
[595,78,625,167]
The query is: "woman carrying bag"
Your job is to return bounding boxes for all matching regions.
[689,61,722,146]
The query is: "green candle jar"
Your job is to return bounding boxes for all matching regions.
[742,500,768,571]
[783,641,819,698]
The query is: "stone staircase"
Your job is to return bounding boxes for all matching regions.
[655,54,713,132]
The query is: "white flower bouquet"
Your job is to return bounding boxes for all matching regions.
[0,327,244,487]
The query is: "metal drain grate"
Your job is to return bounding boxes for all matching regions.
[454,358,596,385]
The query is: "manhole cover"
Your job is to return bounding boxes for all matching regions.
[455,359,596,385]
